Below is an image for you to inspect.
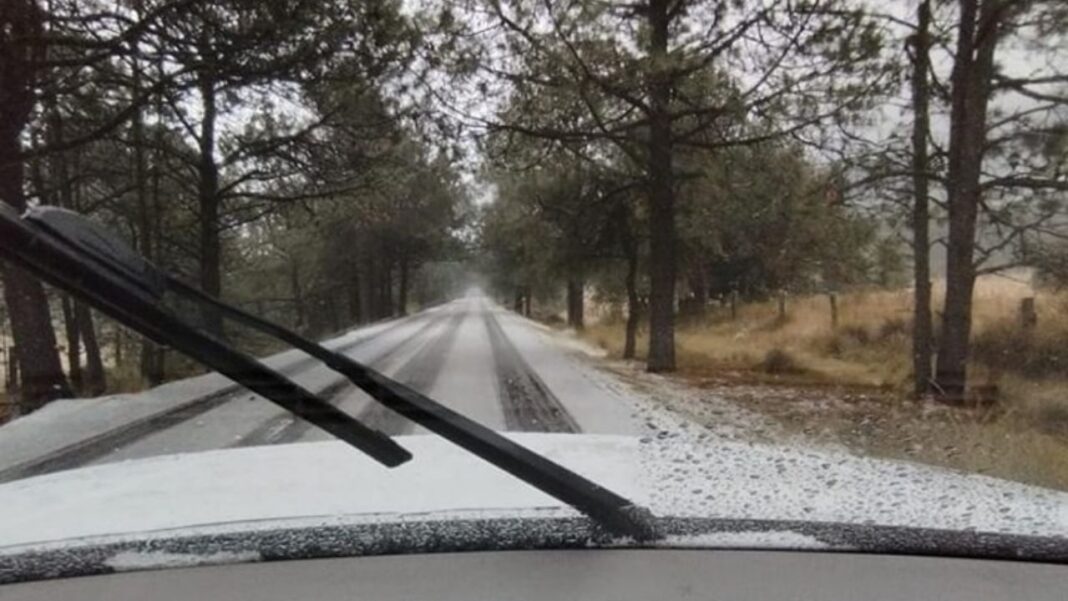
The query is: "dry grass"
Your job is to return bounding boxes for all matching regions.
[581,274,1068,489]
[587,274,1067,392]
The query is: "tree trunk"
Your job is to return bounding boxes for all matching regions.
[934,0,999,403]
[689,260,709,308]
[623,238,640,360]
[644,0,677,372]
[0,0,71,412]
[113,326,123,364]
[76,301,105,396]
[326,295,341,333]
[130,53,163,386]
[910,0,933,399]
[345,270,360,324]
[196,59,224,337]
[361,253,377,322]
[60,294,83,393]
[350,268,362,324]
[566,277,585,330]
[397,255,410,317]
[380,260,393,319]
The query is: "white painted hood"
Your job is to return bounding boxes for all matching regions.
[0,433,1067,552]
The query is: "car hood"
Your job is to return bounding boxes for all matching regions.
[1,432,1067,553]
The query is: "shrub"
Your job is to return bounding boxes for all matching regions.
[972,322,1068,379]
[877,318,908,341]
[761,349,803,374]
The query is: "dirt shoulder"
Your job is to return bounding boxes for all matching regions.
[542,315,1068,493]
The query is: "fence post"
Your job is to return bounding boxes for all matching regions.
[1019,297,1037,330]
[777,291,787,321]
[730,290,738,320]
[828,292,838,330]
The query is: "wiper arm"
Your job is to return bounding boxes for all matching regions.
[0,203,411,467]
[0,204,656,540]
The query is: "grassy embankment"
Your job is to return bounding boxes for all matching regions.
[580,276,1068,489]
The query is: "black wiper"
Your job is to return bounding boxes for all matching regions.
[0,203,656,540]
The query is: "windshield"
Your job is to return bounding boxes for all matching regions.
[0,0,1067,569]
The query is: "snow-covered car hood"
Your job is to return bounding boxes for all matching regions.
[2,432,1068,553]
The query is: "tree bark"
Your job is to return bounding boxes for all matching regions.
[60,294,83,393]
[623,232,640,360]
[130,52,163,386]
[689,259,709,308]
[934,0,1000,402]
[644,0,677,372]
[196,51,224,337]
[76,301,105,396]
[397,255,410,317]
[345,270,360,324]
[910,0,933,399]
[566,277,585,329]
[380,260,393,319]
[0,0,71,412]
[361,252,377,322]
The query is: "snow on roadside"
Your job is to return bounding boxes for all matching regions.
[493,307,642,435]
[498,308,784,445]
[0,314,414,474]
[494,315,1068,537]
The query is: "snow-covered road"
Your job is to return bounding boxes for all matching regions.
[0,294,644,479]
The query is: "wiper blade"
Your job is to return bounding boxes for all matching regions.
[0,203,411,468]
[0,204,656,540]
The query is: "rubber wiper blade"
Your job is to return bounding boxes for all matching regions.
[3,204,657,540]
[0,203,411,468]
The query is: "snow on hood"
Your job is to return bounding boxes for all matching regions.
[0,433,1066,552]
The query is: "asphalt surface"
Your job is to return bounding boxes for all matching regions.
[29,294,633,473]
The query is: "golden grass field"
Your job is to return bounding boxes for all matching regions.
[580,274,1068,489]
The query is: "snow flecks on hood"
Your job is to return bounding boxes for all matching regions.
[634,411,1068,537]
[659,530,832,550]
[105,549,260,571]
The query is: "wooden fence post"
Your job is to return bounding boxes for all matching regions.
[777,291,787,321]
[828,292,838,329]
[1019,297,1037,330]
[730,290,738,320]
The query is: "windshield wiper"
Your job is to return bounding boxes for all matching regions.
[0,203,656,540]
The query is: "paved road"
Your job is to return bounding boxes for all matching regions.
[16,294,638,474]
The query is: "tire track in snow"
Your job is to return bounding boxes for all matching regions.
[482,308,580,433]
[233,309,456,446]
[0,313,428,482]
[350,309,468,436]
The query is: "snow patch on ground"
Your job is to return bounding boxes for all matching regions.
[105,550,260,571]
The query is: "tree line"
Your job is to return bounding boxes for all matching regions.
[462,0,1067,403]
[0,0,468,415]
[2,0,1065,414]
